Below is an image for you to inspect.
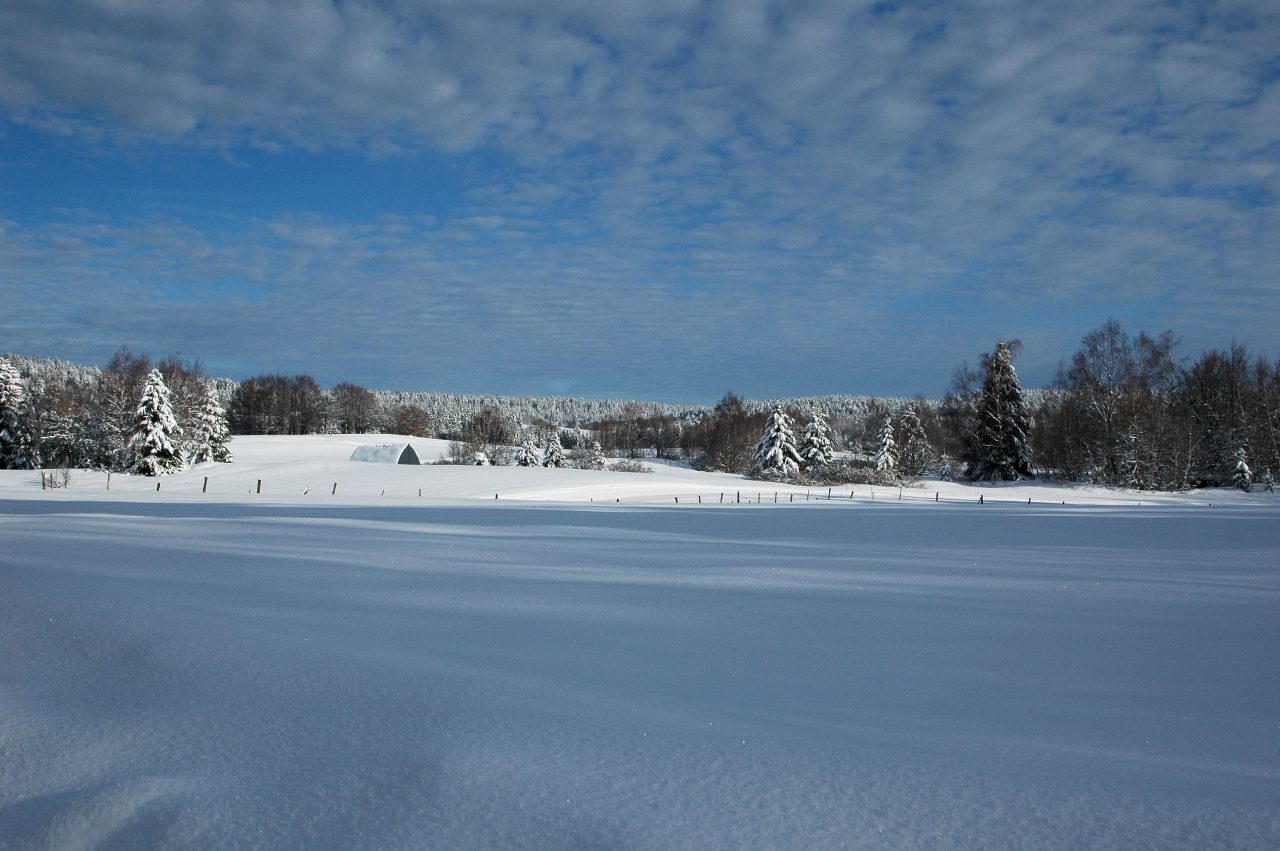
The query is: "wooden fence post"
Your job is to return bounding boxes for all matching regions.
[256,479,262,494]
[203,476,208,493]
[332,482,337,495]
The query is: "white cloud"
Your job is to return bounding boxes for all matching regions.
[1,0,1278,395]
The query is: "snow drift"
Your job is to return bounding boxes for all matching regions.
[1,436,1277,849]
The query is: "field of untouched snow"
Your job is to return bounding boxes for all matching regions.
[3,433,1269,508]
[2,436,1278,849]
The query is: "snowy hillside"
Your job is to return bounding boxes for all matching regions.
[4,433,1265,508]
[2,435,1278,849]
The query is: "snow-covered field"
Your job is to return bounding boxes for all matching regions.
[2,436,1278,849]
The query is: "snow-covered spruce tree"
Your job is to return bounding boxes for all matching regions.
[514,431,541,467]
[751,404,803,478]
[0,359,36,470]
[874,414,897,474]
[125,369,184,476]
[543,431,566,468]
[938,454,954,481]
[798,409,834,472]
[1232,448,1252,492]
[581,440,607,471]
[967,341,1034,481]
[470,450,491,466]
[188,383,234,464]
[896,406,934,477]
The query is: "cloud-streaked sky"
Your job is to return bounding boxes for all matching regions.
[2,0,1277,401]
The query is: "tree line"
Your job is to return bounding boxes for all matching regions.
[1031,321,1277,489]
[1,351,231,476]
[3,320,1277,490]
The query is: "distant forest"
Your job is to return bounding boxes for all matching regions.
[4,319,1278,490]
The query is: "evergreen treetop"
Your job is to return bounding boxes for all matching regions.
[967,341,1034,481]
[543,431,566,468]
[126,369,185,476]
[874,414,898,473]
[514,432,541,467]
[0,359,36,470]
[189,383,234,464]
[1232,448,1252,492]
[896,406,934,477]
[751,404,803,478]
[581,440,607,470]
[798,409,834,471]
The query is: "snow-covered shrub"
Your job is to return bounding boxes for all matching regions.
[607,459,651,473]
[1232,448,1252,492]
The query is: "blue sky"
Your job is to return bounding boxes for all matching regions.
[2,0,1277,402]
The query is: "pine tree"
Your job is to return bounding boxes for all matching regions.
[581,440,607,471]
[874,414,897,474]
[798,408,834,472]
[1232,448,1252,492]
[125,369,185,476]
[751,404,803,478]
[0,359,36,470]
[967,341,1034,481]
[514,431,541,467]
[896,406,934,476]
[543,431,566,468]
[188,383,234,464]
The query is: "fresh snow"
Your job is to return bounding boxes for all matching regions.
[2,434,1278,849]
